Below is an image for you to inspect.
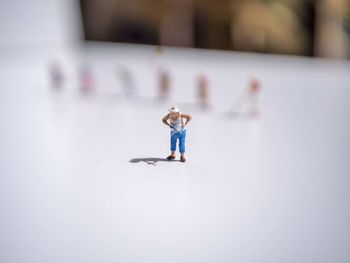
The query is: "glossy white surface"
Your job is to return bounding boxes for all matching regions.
[0,43,349,263]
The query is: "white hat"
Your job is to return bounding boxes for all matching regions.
[168,106,180,113]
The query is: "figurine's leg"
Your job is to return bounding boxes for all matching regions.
[179,130,186,162]
[171,132,178,152]
[167,132,177,160]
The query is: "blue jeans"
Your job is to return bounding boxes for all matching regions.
[170,129,186,153]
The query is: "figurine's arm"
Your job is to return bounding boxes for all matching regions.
[181,113,192,126]
[162,114,171,127]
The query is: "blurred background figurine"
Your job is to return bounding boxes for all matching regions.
[117,65,136,98]
[248,77,262,117]
[80,63,95,94]
[49,61,64,90]
[197,73,210,110]
[230,77,262,118]
[152,46,171,101]
[158,67,171,101]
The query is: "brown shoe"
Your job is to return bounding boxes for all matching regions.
[166,155,175,161]
[180,156,186,162]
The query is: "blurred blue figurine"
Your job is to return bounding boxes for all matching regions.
[162,106,192,162]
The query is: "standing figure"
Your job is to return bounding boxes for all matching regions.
[230,77,262,118]
[80,64,95,94]
[162,106,192,162]
[117,65,136,98]
[158,67,171,101]
[197,73,210,109]
[49,61,64,89]
[248,78,262,116]
[152,46,171,101]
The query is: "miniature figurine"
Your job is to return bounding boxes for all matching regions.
[162,106,192,162]
[151,46,171,101]
[117,65,136,98]
[230,77,262,117]
[248,77,261,116]
[158,67,171,101]
[80,64,95,94]
[49,61,64,89]
[197,73,210,109]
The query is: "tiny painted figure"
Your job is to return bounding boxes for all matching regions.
[162,106,192,162]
